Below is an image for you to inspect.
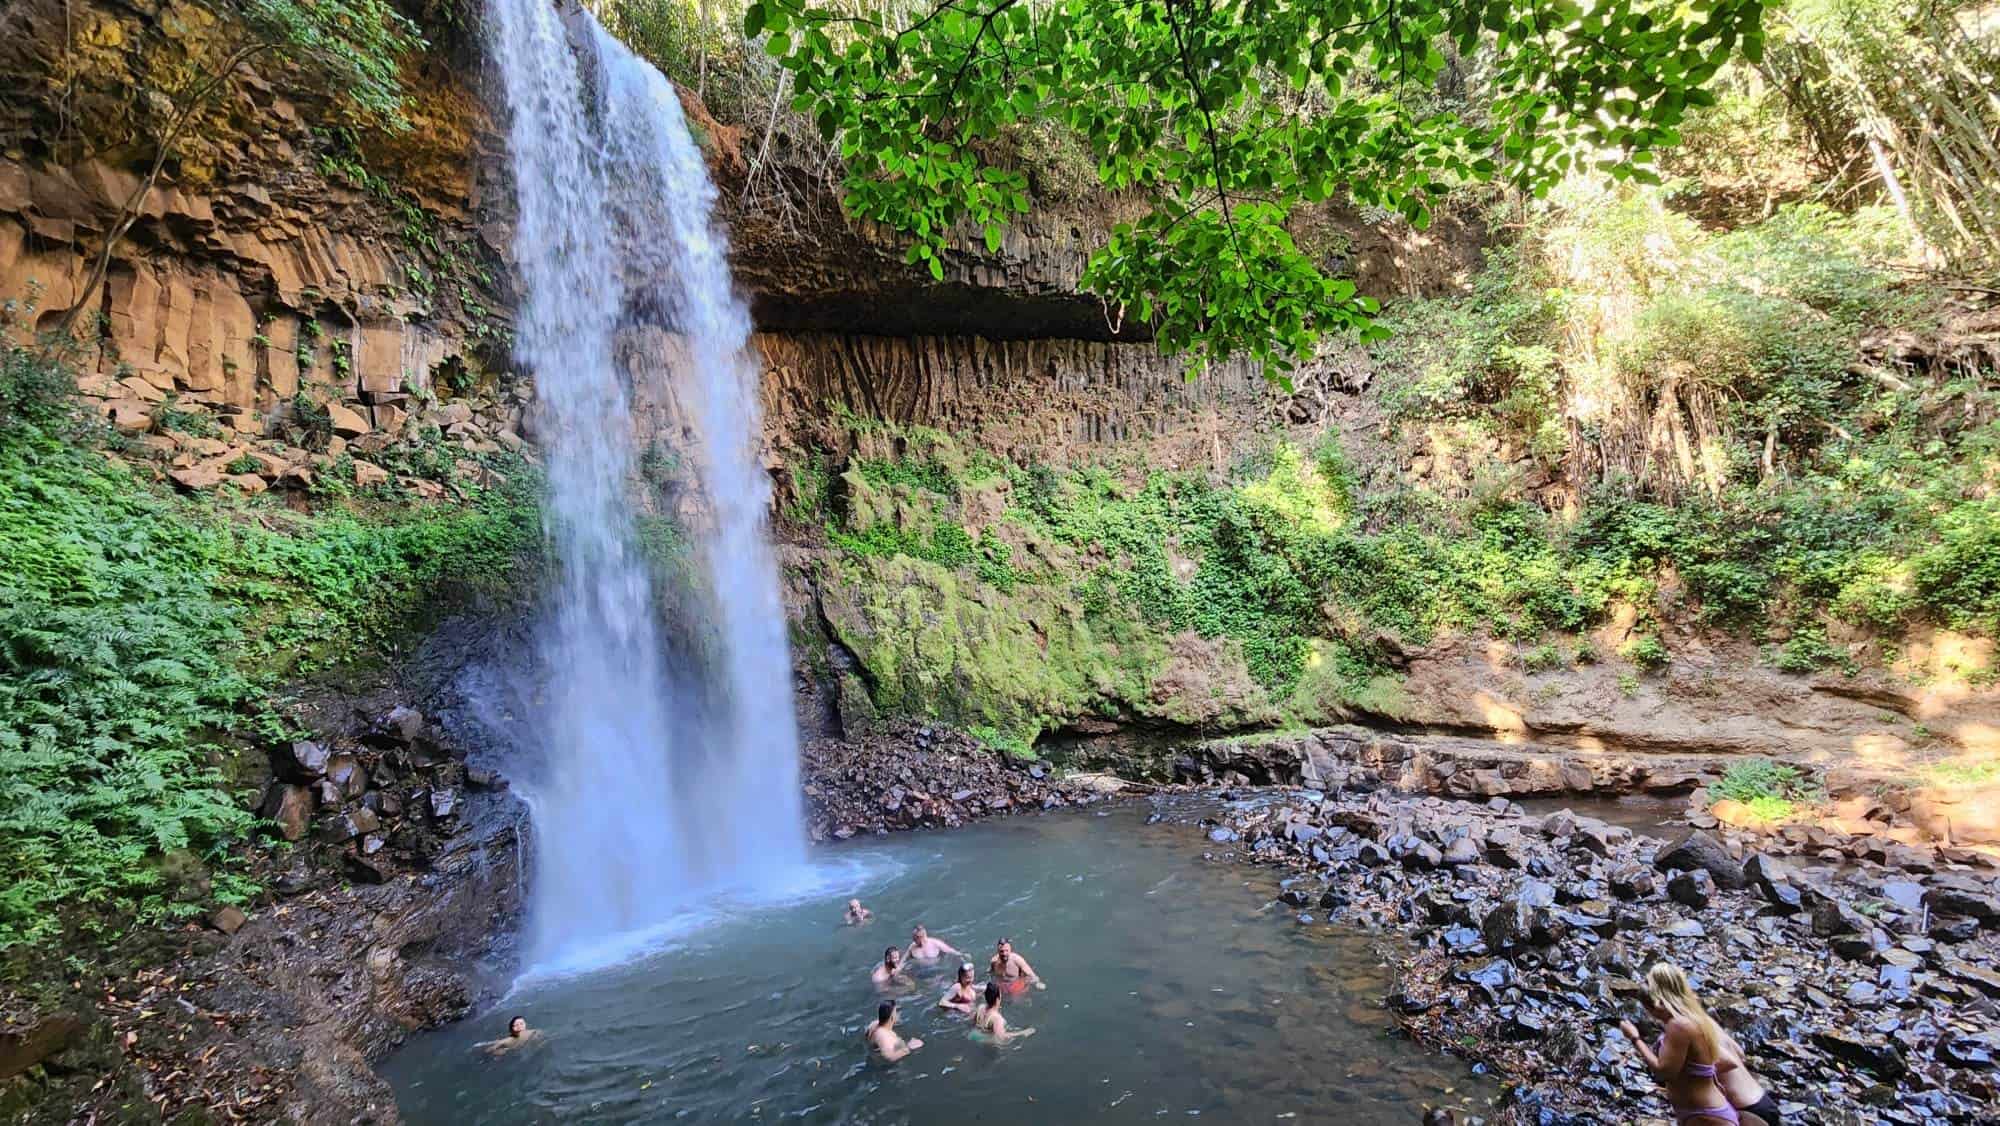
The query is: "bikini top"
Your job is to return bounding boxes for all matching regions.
[1656,1037,1720,1079]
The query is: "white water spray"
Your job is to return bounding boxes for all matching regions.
[487,0,805,971]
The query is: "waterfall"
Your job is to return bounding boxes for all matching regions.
[487,0,805,971]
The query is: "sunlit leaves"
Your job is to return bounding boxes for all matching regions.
[744,0,1764,375]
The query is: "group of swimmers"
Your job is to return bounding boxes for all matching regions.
[847,900,1044,1062]
[475,907,1773,1124]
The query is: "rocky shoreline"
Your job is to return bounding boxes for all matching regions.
[1178,785,2000,1124]
[802,722,1120,840]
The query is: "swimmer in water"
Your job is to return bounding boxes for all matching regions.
[473,1015,539,1056]
[939,963,979,1014]
[988,937,1046,992]
[871,946,911,987]
[864,1000,923,1061]
[905,923,962,963]
[844,899,872,925]
[971,981,1035,1042]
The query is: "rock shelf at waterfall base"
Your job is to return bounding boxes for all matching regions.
[1164,786,2000,1124]
[800,722,1117,840]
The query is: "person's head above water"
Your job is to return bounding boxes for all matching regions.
[995,937,1012,955]
[983,981,1001,1007]
[957,962,974,983]
[911,924,928,941]
[848,899,862,911]
[507,1015,527,1038]
[882,946,900,967]
[877,1000,896,1026]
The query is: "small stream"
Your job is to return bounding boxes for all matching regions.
[384,799,1498,1123]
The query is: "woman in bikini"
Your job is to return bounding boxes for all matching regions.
[939,963,979,1014]
[1618,962,1745,1126]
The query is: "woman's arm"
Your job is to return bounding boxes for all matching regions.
[1619,1019,1662,1072]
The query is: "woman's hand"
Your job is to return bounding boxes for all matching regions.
[1618,1019,1641,1044]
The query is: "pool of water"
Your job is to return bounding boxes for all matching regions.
[383,800,1497,1124]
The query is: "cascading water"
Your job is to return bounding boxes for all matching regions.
[486,0,805,971]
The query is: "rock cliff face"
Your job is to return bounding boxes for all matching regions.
[0,0,520,482]
[9,0,1993,767]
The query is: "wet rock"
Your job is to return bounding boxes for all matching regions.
[1356,841,1392,867]
[1280,888,1312,908]
[208,906,247,935]
[262,783,313,842]
[381,705,425,744]
[1653,829,1746,889]
[429,788,459,820]
[275,740,330,781]
[344,851,390,884]
[1485,827,1528,869]
[1743,853,1800,911]
[319,812,366,844]
[466,766,504,790]
[1943,961,2000,999]
[1876,948,1921,991]
[325,754,367,800]
[1879,879,1928,915]
[1924,881,2000,924]
[1935,1034,1996,1070]
[1454,957,1515,998]
[1929,915,1980,943]
[1831,932,1885,961]
[1403,842,1444,871]
[1813,896,1871,939]
[1668,869,1715,909]
[1811,1030,1907,1079]
[1209,827,1237,843]
[1662,918,1706,939]
[1609,867,1656,900]
[1500,1006,1548,1040]
[1441,836,1482,866]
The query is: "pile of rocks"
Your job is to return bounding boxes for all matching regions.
[116,381,532,502]
[802,724,1105,841]
[1197,790,2000,1124]
[257,705,500,888]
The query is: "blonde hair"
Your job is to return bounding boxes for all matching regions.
[1645,962,1722,1060]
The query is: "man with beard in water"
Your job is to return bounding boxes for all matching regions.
[864,1000,923,1062]
[904,923,962,963]
[871,946,912,987]
[988,937,1045,993]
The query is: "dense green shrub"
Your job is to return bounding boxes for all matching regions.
[1709,757,1821,822]
[0,346,540,947]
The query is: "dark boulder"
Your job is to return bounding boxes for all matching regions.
[1441,836,1482,866]
[1810,1030,1906,1079]
[262,783,314,842]
[1653,829,1745,889]
[1667,869,1715,909]
[1924,880,2000,924]
[274,740,330,782]
[1609,867,1656,901]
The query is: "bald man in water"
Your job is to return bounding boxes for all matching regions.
[905,923,962,963]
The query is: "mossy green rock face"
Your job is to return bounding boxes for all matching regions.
[815,551,1169,734]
